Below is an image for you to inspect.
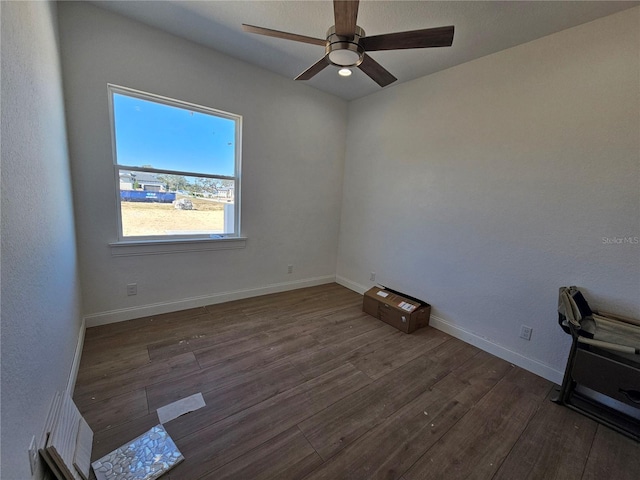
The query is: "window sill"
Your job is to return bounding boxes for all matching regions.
[109,236,247,256]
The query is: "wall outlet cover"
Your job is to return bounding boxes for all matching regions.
[520,325,533,341]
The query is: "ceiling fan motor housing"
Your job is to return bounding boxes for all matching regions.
[326,25,365,67]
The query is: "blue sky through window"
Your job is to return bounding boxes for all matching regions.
[112,92,236,177]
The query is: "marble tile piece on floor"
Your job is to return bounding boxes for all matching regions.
[91,425,183,480]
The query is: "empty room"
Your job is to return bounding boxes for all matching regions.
[1,1,639,479]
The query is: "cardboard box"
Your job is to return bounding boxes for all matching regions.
[363,286,431,334]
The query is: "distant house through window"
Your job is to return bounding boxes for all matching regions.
[109,84,241,240]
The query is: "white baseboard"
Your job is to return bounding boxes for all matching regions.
[335,275,369,295]
[67,317,86,395]
[429,315,564,385]
[84,275,336,327]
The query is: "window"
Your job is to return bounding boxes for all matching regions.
[109,85,241,242]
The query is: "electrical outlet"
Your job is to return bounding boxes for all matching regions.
[287,264,293,274]
[126,283,137,296]
[520,325,533,341]
[370,272,376,282]
[28,435,37,475]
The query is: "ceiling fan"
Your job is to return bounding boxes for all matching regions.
[242,0,454,87]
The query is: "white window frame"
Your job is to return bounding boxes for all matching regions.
[107,84,242,246]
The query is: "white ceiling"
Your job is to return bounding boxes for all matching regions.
[91,1,638,100]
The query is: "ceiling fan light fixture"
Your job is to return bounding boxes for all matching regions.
[338,68,352,77]
[328,48,362,67]
[326,25,365,67]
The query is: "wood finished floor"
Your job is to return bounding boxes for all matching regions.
[74,283,639,480]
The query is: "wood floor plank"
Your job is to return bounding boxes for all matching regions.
[287,323,399,380]
[79,389,148,433]
[90,412,159,461]
[194,328,318,369]
[299,352,461,460]
[73,352,200,409]
[196,426,322,480]
[424,335,481,370]
[186,304,340,367]
[115,312,219,347]
[313,315,387,345]
[302,352,511,480]
[75,345,150,385]
[155,360,306,437]
[147,338,311,412]
[303,388,459,480]
[226,284,354,320]
[581,425,640,480]
[316,305,371,324]
[146,311,286,361]
[350,327,451,380]
[147,293,330,361]
[498,363,553,400]
[139,312,234,351]
[404,369,551,480]
[84,307,209,345]
[288,295,363,322]
[165,363,371,479]
[310,309,384,344]
[431,349,511,408]
[291,327,450,384]
[493,391,597,480]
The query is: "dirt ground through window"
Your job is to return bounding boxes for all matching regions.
[121,196,228,237]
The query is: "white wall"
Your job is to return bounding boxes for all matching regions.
[337,8,640,382]
[0,2,84,478]
[57,2,347,324]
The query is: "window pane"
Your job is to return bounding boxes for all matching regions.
[119,170,235,237]
[112,92,236,177]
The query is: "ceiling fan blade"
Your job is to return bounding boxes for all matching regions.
[361,25,454,51]
[295,56,330,81]
[242,24,326,46]
[358,54,397,87]
[334,0,359,38]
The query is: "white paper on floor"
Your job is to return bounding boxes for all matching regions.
[156,392,206,424]
[91,424,183,480]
